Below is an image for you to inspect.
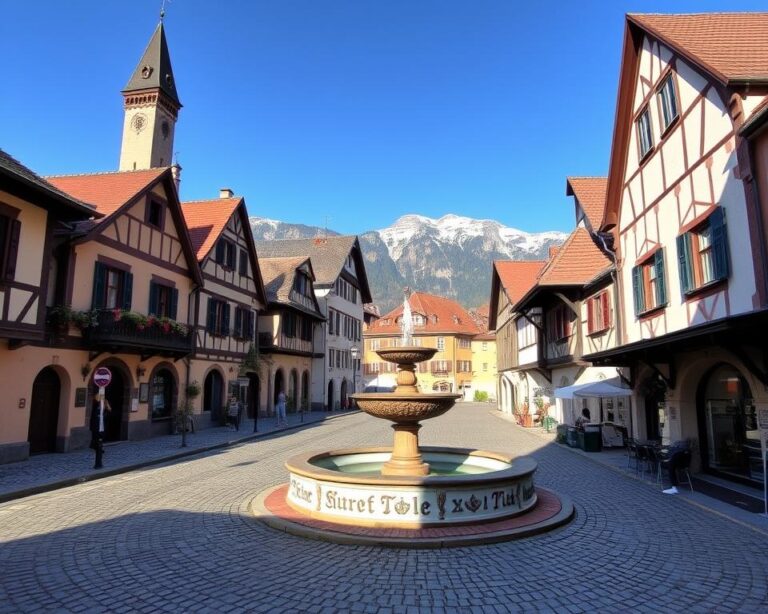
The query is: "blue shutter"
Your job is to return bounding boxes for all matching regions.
[206,297,215,333]
[234,307,243,338]
[122,272,133,310]
[169,288,179,320]
[654,250,666,306]
[148,282,159,315]
[632,266,644,316]
[222,303,231,336]
[92,262,106,309]
[709,207,730,281]
[248,312,255,340]
[676,234,693,295]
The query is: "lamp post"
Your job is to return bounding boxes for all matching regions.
[350,345,360,408]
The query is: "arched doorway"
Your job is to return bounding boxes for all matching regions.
[247,374,260,418]
[340,379,348,409]
[641,376,667,441]
[149,368,176,425]
[301,371,309,411]
[28,367,61,454]
[698,363,759,485]
[91,364,127,442]
[327,380,335,411]
[204,369,225,420]
[274,369,285,410]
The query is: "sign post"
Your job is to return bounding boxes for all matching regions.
[92,367,112,469]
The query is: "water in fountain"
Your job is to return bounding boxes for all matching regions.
[401,294,413,346]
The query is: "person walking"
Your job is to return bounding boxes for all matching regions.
[227,396,241,431]
[277,390,287,426]
[661,440,691,494]
[89,393,111,469]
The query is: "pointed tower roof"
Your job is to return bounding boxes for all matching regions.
[122,21,181,107]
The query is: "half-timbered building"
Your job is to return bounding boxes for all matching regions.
[585,14,768,491]
[256,237,372,410]
[257,257,325,415]
[0,150,98,462]
[181,190,267,426]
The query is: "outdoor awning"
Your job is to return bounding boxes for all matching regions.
[555,377,632,399]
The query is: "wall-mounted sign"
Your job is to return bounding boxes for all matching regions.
[75,388,87,408]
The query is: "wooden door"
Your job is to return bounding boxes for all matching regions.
[28,367,61,454]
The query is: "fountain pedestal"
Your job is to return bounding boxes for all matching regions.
[382,423,429,476]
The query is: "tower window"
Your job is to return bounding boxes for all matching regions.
[147,200,163,229]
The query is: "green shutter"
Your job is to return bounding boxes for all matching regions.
[169,288,179,320]
[206,297,215,333]
[234,307,243,338]
[222,303,231,336]
[709,207,730,281]
[632,266,644,316]
[676,233,693,295]
[654,250,666,306]
[148,282,159,315]
[92,262,106,309]
[122,272,133,310]
[249,312,256,340]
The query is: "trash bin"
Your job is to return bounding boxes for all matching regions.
[566,426,579,447]
[581,425,602,452]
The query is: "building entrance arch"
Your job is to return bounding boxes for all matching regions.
[28,367,61,454]
[340,379,348,409]
[204,369,225,419]
[247,374,260,418]
[327,380,335,411]
[91,360,130,442]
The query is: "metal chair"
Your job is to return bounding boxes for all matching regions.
[626,439,639,472]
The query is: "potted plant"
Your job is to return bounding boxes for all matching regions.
[514,401,532,427]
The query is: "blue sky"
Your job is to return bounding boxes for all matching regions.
[1,1,764,234]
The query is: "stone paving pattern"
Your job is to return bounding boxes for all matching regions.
[1,403,767,612]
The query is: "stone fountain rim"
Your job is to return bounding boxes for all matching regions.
[350,392,461,401]
[285,446,537,487]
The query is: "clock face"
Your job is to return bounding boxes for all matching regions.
[131,113,147,134]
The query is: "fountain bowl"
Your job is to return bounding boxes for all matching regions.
[374,346,437,365]
[352,392,459,423]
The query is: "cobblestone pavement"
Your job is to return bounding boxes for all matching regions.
[1,403,767,613]
[0,410,351,499]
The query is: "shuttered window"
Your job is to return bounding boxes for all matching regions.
[636,106,654,159]
[148,281,178,319]
[206,297,230,336]
[239,249,248,276]
[632,249,667,316]
[233,307,255,340]
[92,261,132,310]
[549,304,571,341]
[676,207,729,295]
[587,291,611,334]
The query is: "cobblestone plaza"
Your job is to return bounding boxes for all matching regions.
[1,404,767,612]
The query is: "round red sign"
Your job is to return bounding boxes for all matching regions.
[93,367,112,388]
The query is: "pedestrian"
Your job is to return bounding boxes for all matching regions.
[661,440,691,495]
[227,396,241,431]
[575,407,591,429]
[277,390,287,426]
[89,393,111,469]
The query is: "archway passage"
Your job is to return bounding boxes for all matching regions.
[327,380,334,411]
[698,364,760,485]
[204,370,224,419]
[274,370,285,409]
[247,374,260,418]
[91,368,126,442]
[340,379,348,409]
[28,367,61,454]
[301,371,309,411]
[643,381,665,441]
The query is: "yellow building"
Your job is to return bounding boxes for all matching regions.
[363,292,482,394]
[470,333,497,402]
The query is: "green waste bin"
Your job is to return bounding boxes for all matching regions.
[580,426,602,452]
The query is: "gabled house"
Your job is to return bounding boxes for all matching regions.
[181,190,267,426]
[0,150,97,462]
[258,257,325,414]
[585,13,768,490]
[256,236,372,410]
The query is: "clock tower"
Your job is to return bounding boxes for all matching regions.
[119,20,181,171]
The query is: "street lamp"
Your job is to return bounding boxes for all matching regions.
[350,345,360,406]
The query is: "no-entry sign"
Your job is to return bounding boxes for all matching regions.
[93,367,112,388]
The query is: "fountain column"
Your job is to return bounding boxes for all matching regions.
[382,423,429,476]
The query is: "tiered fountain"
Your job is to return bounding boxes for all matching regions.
[254,291,573,546]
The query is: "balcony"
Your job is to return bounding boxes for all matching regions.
[82,309,193,359]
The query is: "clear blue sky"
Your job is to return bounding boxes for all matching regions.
[1,1,763,234]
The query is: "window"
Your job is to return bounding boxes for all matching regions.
[517,317,537,349]
[371,339,380,350]
[0,210,21,282]
[458,338,471,349]
[657,75,678,132]
[150,369,174,420]
[239,250,248,276]
[632,250,668,315]
[431,360,451,374]
[147,200,163,229]
[328,309,334,335]
[215,239,236,269]
[677,208,729,295]
[437,337,445,351]
[234,307,255,339]
[413,314,425,326]
[587,291,611,334]
[92,262,133,310]
[336,312,341,336]
[482,342,487,350]
[149,281,178,319]
[636,106,654,159]
[549,305,571,342]
[206,298,230,335]
[482,363,488,372]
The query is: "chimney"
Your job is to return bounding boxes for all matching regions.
[548,246,560,260]
[219,188,234,199]
[171,163,182,195]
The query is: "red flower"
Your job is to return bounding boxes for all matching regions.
[113,309,122,322]
[162,323,171,333]
[136,324,145,331]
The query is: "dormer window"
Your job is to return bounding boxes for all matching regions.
[657,75,679,133]
[636,106,654,160]
[147,200,163,229]
[215,239,236,269]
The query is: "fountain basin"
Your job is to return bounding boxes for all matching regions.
[353,393,459,423]
[285,447,537,528]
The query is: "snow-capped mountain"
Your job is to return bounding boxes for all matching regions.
[250,214,567,313]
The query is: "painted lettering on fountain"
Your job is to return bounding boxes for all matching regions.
[325,490,377,514]
[290,479,313,504]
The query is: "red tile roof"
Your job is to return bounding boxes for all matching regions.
[629,13,768,83]
[46,168,167,217]
[566,177,607,229]
[366,291,483,336]
[181,197,242,261]
[536,227,612,287]
[494,261,546,305]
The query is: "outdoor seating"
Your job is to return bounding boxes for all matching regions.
[626,439,639,471]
